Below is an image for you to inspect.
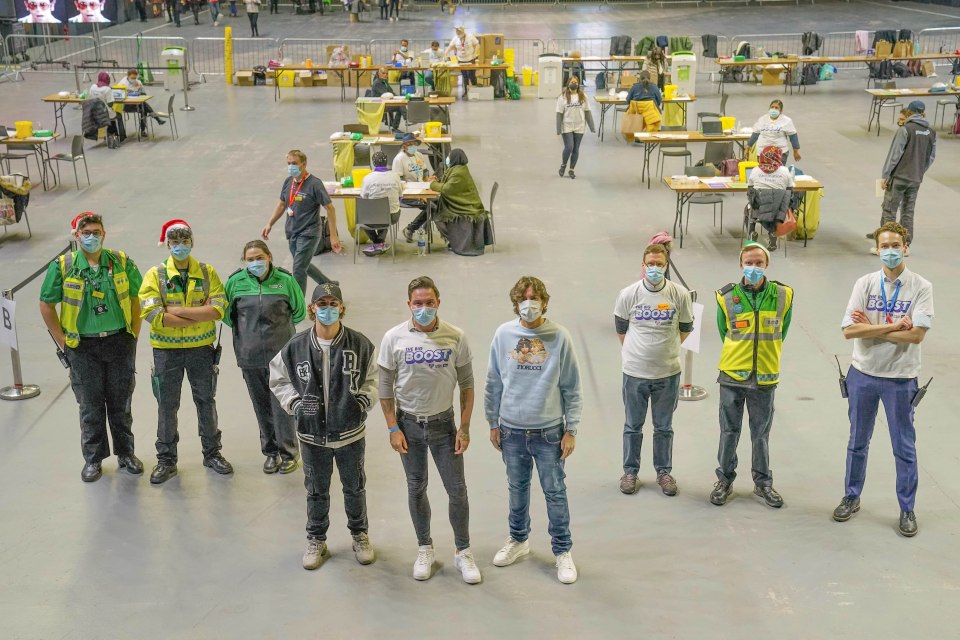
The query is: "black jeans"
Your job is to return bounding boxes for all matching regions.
[248,12,259,36]
[134,0,147,20]
[717,383,776,487]
[153,346,222,464]
[398,410,470,551]
[242,366,298,461]
[165,0,180,25]
[270,0,278,12]
[460,65,477,95]
[388,0,399,16]
[379,3,387,18]
[302,438,368,541]
[880,177,919,243]
[561,132,583,169]
[66,332,137,465]
[402,198,428,232]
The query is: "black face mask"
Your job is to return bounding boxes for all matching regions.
[569,84,578,91]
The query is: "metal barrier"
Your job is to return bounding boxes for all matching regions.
[821,31,875,71]
[504,38,545,72]
[918,27,960,69]
[730,32,804,59]
[546,38,610,58]
[1,243,74,402]
[232,37,281,72]
[98,35,189,72]
[369,38,436,65]
[665,256,706,402]
[192,37,229,78]
[279,38,367,66]
[4,33,99,70]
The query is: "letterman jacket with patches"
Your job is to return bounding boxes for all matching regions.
[269,324,377,447]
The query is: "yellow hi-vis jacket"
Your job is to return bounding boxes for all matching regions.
[139,256,226,349]
[716,281,793,385]
[58,250,134,348]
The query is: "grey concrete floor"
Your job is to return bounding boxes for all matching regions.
[2,2,960,639]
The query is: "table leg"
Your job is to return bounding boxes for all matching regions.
[642,142,653,189]
[274,70,280,102]
[339,71,346,102]
[598,103,608,141]
[52,103,66,136]
[680,102,687,129]
[798,191,810,248]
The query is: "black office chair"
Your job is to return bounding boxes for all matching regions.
[657,126,692,179]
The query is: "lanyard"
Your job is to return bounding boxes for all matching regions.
[879,276,902,324]
[288,174,308,208]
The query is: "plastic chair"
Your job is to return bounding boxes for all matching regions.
[404,100,432,130]
[150,94,179,140]
[50,135,90,189]
[657,126,692,179]
[696,94,728,129]
[703,141,734,165]
[354,197,397,263]
[488,181,498,253]
[933,99,955,129]
[877,81,903,124]
[684,165,724,235]
[343,123,368,134]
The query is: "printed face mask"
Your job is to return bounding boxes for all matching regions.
[247,259,268,278]
[518,299,542,323]
[880,248,903,269]
[645,265,665,284]
[315,306,341,326]
[743,265,765,285]
[412,306,437,326]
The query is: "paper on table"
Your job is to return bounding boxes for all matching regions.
[339,188,361,196]
[406,181,432,190]
[681,302,705,355]
[794,174,816,182]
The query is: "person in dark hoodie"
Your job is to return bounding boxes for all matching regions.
[270,283,378,571]
[869,100,936,254]
[224,240,306,475]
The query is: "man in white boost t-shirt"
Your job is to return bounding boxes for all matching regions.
[834,222,933,538]
[379,276,480,584]
[614,244,694,497]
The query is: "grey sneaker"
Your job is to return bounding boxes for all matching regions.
[302,539,328,570]
[898,511,918,537]
[754,485,784,508]
[657,472,678,497]
[710,480,732,506]
[832,496,861,522]
[352,532,375,565]
[619,473,639,495]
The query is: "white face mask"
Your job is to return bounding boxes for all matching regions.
[518,300,543,323]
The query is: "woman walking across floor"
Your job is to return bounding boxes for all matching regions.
[245,0,260,36]
[555,75,595,179]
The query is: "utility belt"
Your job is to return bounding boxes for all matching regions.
[397,407,455,425]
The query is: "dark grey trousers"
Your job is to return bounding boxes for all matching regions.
[302,438,368,541]
[241,366,298,461]
[880,177,919,243]
[153,346,222,464]
[716,383,776,487]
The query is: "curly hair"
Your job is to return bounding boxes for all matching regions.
[874,221,909,247]
[509,276,550,316]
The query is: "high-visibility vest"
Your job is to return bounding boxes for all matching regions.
[716,281,793,385]
[58,250,133,348]
[141,258,225,349]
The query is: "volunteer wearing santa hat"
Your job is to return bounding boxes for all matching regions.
[710,242,793,509]
[39,213,144,482]
[139,219,233,484]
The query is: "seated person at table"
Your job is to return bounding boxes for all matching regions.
[393,39,415,85]
[372,67,403,132]
[359,151,403,257]
[87,72,126,141]
[430,149,490,257]
[392,133,437,242]
[422,41,443,89]
[118,68,165,135]
[746,146,794,252]
[626,71,662,109]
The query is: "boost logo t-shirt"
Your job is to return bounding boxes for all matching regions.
[614,279,694,380]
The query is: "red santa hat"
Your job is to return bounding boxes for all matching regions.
[71,212,95,231]
[158,219,191,246]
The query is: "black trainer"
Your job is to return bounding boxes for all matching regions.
[710,480,732,506]
[150,462,178,485]
[898,511,918,537]
[203,453,234,475]
[832,496,861,522]
[754,485,784,508]
[81,462,102,483]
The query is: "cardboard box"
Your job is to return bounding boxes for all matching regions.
[298,71,313,87]
[479,33,505,63]
[618,71,637,90]
[236,71,254,86]
[468,85,494,101]
[761,65,786,86]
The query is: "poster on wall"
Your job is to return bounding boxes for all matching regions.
[67,0,112,22]
[16,0,67,23]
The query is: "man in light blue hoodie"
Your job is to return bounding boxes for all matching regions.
[485,276,583,585]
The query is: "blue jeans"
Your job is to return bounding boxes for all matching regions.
[716,383,775,487]
[287,234,331,295]
[622,372,680,476]
[499,424,571,555]
[844,367,919,511]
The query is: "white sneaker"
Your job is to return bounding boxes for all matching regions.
[302,538,328,570]
[555,551,578,584]
[352,532,375,565]
[413,544,434,581]
[493,538,529,567]
[454,548,482,584]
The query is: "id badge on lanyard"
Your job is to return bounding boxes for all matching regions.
[288,176,306,217]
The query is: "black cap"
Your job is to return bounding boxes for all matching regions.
[311,282,343,303]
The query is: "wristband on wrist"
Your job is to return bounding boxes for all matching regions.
[388,426,400,433]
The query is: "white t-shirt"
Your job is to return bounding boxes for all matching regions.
[378,319,472,416]
[614,279,694,379]
[555,93,591,135]
[841,268,934,379]
[392,149,433,182]
[752,114,798,158]
[449,34,479,62]
[360,169,402,214]
[747,166,794,190]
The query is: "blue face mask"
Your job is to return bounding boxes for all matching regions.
[445,156,451,167]
[412,306,437,326]
[79,234,102,253]
[247,259,268,278]
[645,265,665,284]
[170,243,192,262]
[743,265,765,285]
[288,164,301,178]
[315,306,340,326]
[769,109,781,118]
[880,248,903,269]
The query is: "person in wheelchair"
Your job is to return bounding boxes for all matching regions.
[746,146,794,252]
